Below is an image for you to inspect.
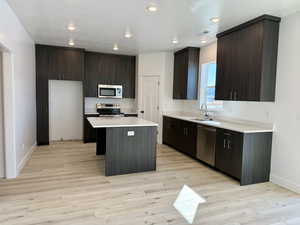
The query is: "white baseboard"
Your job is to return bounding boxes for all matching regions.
[270,174,300,194]
[17,143,36,176]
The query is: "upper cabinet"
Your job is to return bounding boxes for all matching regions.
[84,52,136,98]
[173,47,200,100]
[215,15,281,102]
[36,44,84,81]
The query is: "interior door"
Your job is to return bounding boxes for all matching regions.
[139,76,159,123]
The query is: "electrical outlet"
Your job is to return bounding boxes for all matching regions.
[22,144,25,150]
[127,131,135,136]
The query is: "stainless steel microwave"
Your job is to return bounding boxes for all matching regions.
[98,84,123,99]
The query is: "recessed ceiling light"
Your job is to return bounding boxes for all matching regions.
[172,37,179,44]
[68,24,76,31]
[124,31,132,38]
[113,44,119,51]
[210,17,220,23]
[68,39,75,46]
[201,40,207,44]
[146,4,158,12]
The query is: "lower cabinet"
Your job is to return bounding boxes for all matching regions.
[215,129,243,180]
[163,116,273,186]
[84,115,98,143]
[163,116,197,158]
[215,128,273,185]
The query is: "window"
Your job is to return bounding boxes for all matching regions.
[199,62,223,109]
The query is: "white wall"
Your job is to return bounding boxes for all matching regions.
[180,12,300,193]
[0,52,4,177]
[137,52,183,143]
[49,80,83,141]
[0,0,36,177]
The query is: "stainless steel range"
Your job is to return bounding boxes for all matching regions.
[96,103,122,117]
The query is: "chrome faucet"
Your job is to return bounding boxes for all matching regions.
[200,104,211,120]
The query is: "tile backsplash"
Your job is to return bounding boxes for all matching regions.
[85,97,137,114]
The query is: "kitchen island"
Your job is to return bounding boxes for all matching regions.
[87,117,158,176]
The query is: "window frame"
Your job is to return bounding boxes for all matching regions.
[199,61,223,111]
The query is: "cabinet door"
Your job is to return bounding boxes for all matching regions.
[215,34,236,100]
[36,76,49,145]
[178,120,197,157]
[115,55,136,98]
[236,22,263,101]
[163,116,172,145]
[84,53,99,97]
[215,129,243,179]
[58,48,84,81]
[173,51,188,99]
[36,45,60,80]
[182,120,197,157]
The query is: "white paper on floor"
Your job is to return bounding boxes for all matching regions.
[173,185,206,224]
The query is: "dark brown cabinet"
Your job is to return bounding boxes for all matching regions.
[215,15,281,101]
[163,116,197,157]
[163,116,273,185]
[84,115,98,143]
[173,47,200,100]
[36,45,84,145]
[84,52,136,98]
[215,129,243,180]
[215,128,273,185]
[36,45,84,81]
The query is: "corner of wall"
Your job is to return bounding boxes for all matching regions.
[271,174,300,194]
[17,142,36,176]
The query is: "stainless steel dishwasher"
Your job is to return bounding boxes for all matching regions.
[197,125,216,166]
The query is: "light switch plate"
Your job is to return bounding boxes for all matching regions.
[127,131,135,136]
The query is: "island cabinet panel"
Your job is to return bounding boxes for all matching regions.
[83,115,98,143]
[215,15,281,101]
[162,116,197,158]
[173,47,200,100]
[105,126,157,176]
[84,52,136,98]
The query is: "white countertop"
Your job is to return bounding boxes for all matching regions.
[87,117,158,128]
[163,113,273,133]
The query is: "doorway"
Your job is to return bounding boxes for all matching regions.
[139,76,160,123]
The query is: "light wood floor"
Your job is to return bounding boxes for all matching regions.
[0,141,300,225]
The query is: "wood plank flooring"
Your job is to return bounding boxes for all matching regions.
[0,141,299,225]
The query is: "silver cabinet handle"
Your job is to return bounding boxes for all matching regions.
[234,90,238,100]
[223,139,226,148]
[229,90,233,100]
[227,140,231,149]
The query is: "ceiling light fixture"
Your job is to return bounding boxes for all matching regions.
[146,3,158,12]
[68,24,76,31]
[210,17,220,23]
[201,40,207,44]
[68,39,75,46]
[172,37,179,44]
[124,31,132,38]
[113,44,119,51]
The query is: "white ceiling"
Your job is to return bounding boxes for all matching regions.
[6,0,300,55]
